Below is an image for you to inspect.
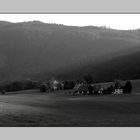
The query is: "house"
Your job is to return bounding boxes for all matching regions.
[114,88,123,94]
[113,81,123,94]
[50,80,62,91]
[73,83,81,91]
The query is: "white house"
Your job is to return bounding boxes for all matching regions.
[113,88,123,94]
[113,81,123,94]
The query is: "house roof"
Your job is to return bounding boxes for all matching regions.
[77,84,91,91]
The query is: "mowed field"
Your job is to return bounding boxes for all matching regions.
[0,86,140,127]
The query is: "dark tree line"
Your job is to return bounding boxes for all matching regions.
[0,80,39,93]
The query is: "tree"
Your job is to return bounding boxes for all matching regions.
[104,85,114,94]
[88,85,93,94]
[123,81,132,93]
[83,75,93,84]
[11,81,24,91]
[64,81,75,89]
[40,84,47,92]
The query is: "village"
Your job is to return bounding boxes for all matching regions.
[0,77,132,95]
[39,79,132,95]
[0,75,132,95]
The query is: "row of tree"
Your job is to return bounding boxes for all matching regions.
[0,74,133,95]
[0,80,39,93]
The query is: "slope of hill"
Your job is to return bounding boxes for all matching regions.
[67,49,140,82]
[0,21,140,82]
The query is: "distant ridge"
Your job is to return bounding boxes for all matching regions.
[0,21,140,82]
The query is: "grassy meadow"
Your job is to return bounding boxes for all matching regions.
[0,82,140,126]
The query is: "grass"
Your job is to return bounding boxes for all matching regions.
[0,89,140,126]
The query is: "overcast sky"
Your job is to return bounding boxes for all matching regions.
[0,14,140,30]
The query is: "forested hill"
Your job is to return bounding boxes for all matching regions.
[0,21,140,82]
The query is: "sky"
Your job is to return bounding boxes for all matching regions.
[0,14,140,30]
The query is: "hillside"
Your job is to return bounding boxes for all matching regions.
[0,21,140,82]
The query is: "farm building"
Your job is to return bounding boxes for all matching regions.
[73,83,82,91]
[74,84,94,95]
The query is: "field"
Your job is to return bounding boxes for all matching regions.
[0,88,140,127]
